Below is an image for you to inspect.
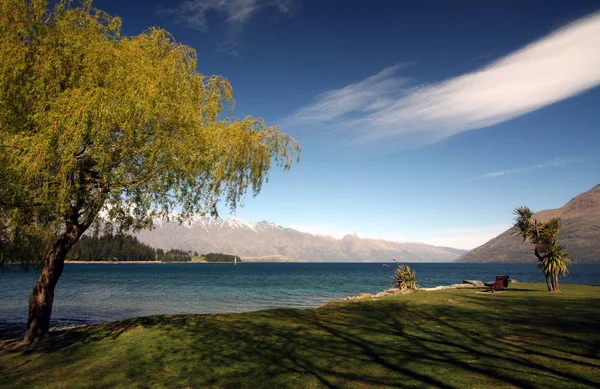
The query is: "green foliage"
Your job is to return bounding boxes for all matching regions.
[393,264,418,291]
[513,206,534,242]
[68,234,156,262]
[513,206,573,291]
[67,233,194,262]
[203,252,241,263]
[157,249,192,263]
[0,222,53,265]
[0,0,300,266]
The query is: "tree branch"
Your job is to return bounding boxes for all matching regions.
[534,247,545,262]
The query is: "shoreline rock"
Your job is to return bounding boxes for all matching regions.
[462,280,484,287]
[342,280,485,300]
[343,288,416,300]
[419,283,481,291]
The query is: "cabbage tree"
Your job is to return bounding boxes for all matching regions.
[513,206,572,292]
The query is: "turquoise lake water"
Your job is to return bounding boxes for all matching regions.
[1,262,599,326]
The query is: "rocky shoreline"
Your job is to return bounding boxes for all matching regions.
[342,279,512,300]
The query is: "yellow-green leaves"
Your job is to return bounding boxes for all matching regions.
[1,0,300,261]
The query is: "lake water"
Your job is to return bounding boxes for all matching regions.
[1,262,599,326]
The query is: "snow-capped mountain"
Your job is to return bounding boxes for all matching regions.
[135,216,466,262]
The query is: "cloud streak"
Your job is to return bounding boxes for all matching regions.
[287,11,600,146]
[160,0,299,55]
[160,0,298,31]
[479,158,571,179]
[288,65,409,126]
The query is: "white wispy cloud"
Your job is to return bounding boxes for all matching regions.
[286,11,600,146]
[160,0,298,31]
[479,158,571,179]
[160,0,299,55]
[287,65,409,126]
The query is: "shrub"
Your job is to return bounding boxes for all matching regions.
[393,264,418,291]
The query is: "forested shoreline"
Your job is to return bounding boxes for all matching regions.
[66,235,240,263]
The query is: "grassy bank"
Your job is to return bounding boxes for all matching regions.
[1,283,599,388]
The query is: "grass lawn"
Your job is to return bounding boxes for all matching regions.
[1,283,599,388]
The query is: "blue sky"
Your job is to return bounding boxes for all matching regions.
[96,0,600,249]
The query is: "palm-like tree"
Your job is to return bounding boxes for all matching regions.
[513,207,573,292]
[537,240,572,292]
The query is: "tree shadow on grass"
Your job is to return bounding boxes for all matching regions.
[0,324,26,341]
[2,289,600,389]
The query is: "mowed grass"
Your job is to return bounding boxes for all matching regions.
[1,283,599,389]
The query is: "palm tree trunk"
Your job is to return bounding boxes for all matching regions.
[554,273,560,292]
[23,224,81,344]
[545,272,553,291]
[535,249,553,292]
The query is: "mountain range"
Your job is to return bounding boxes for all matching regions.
[458,184,600,263]
[135,217,466,262]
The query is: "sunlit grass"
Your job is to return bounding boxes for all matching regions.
[1,283,599,388]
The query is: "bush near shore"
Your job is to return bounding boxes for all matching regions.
[1,283,599,389]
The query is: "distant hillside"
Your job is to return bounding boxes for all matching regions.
[458,184,600,263]
[135,217,466,262]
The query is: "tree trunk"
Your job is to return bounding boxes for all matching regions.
[535,249,553,292]
[545,272,553,292]
[554,273,560,292]
[23,224,81,344]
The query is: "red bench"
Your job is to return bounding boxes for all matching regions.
[484,275,509,293]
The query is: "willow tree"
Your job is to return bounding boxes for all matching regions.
[0,0,299,344]
[513,206,572,292]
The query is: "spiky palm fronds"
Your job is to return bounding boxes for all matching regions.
[539,217,562,243]
[514,206,533,220]
[512,205,573,292]
[539,241,572,276]
[393,264,418,291]
[513,206,534,242]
